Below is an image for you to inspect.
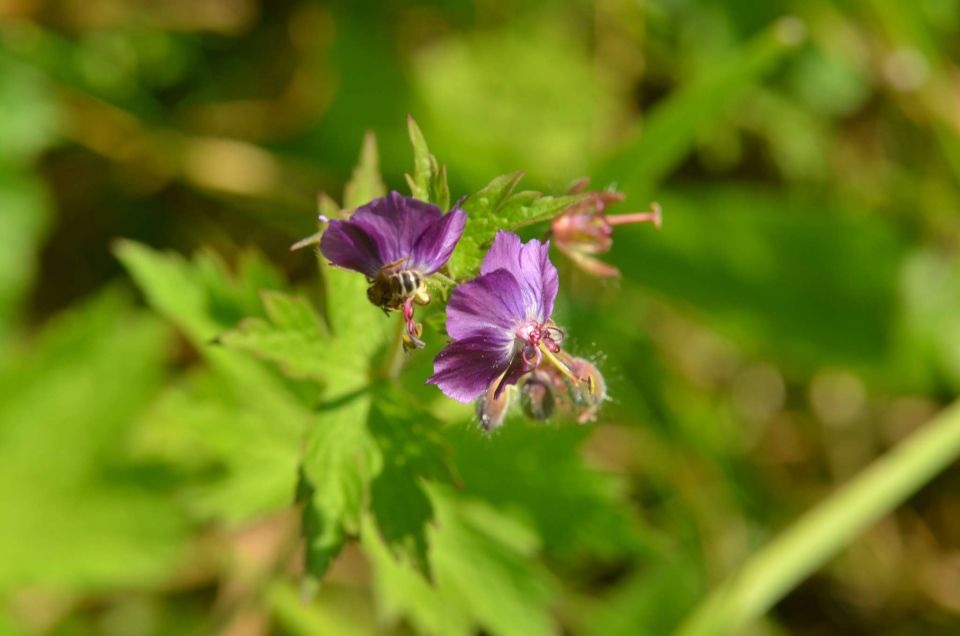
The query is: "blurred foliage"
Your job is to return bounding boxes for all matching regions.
[3,0,960,635]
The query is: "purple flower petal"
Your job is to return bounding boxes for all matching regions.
[350,191,443,265]
[445,269,526,341]
[427,329,514,403]
[319,191,464,278]
[480,231,558,321]
[411,207,466,274]
[318,218,383,277]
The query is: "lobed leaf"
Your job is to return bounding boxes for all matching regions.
[364,486,556,636]
[301,394,377,580]
[217,292,339,383]
[368,388,456,579]
[444,422,643,560]
[0,291,185,592]
[117,242,311,523]
[406,115,450,211]
[343,130,386,210]
[447,171,585,278]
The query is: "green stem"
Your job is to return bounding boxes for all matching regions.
[676,400,960,636]
[379,317,407,380]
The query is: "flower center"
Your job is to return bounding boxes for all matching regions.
[515,320,564,370]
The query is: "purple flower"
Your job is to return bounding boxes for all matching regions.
[428,231,575,403]
[320,190,465,279]
[318,191,466,349]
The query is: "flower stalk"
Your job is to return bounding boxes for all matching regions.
[676,400,960,636]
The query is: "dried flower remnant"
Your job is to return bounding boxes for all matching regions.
[428,231,593,422]
[315,191,466,349]
[550,178,661,278]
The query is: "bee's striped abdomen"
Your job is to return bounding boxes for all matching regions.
[394,270,422,296]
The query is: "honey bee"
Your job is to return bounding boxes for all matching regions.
[366,257,431,311]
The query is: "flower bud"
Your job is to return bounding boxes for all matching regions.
[520,372,556,421]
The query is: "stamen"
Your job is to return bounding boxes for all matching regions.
[401,299,425,351]
[538,342,580,386]
[606,202,662,229]
[543,325,565,349]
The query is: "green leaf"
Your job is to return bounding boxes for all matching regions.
[218,291,339,382]
[297,135,398,582]
[445,421,642,560]
[364,486,556,636]
[300,386,455,583]
[0,291,185,593]
[0,166,51,348]
[343,130,386,209]
[115,241,285,345]
[117,242,311,523]
[301,393,377,579]
[406,115,450,210]
[368,388,455,579]
[136,363,310,523]
[447,171,584,278]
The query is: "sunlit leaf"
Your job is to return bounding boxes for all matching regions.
[344,131,387,210]
[406,115,450,211]
[364,486,556,636]
[448,171,583,278]
[117,242,310,522]
[0,292,185,592]
[0,167,50,348]
[444,421,642,560]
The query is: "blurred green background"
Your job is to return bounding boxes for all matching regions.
[4,0,960,634]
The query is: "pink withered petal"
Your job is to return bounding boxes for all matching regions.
[550,180,660,278]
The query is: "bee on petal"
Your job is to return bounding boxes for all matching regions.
[311,191,466,350]
[367,257,431,311]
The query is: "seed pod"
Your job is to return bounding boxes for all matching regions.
[565,356,607,423]
[520,372,556,421]
[475,382,513,431]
